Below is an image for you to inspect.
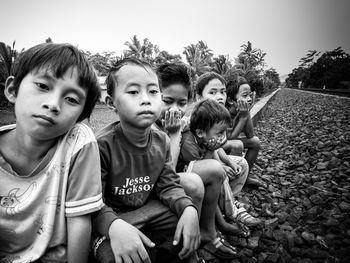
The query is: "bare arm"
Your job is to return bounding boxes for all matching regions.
[67,215,91,263]
[243,114,254,139]
[227,100,250,139]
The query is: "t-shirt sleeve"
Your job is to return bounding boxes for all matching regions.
[65,124,104,217]
[180,131,202,163]
[92,136,119,236]
[156,135,194,216]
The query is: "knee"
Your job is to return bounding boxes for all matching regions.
[250,136,261,150]
[205,160,226,183]
[231,140,244,154]
[181,173,205,202]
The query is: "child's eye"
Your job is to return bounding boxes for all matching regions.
[65,97,80,105]
[149,89,159,95]
[209,91,216,95]
[162,100,172,105]
[127,90,138,95]
[35,82,49,90]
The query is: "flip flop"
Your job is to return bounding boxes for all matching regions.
[200,237,237,259]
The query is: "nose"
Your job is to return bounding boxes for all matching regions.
[140,90,151,105]
[215,94,225,102]
[42,95,61,114]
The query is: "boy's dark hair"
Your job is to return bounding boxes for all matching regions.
[157,63,192,99]
[226,76,249,102]
[195,72,226,96]
[190,99,231,135]
[106,57,157,97]
[12,43,100,122]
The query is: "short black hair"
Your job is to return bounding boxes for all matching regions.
[190,99,231,135]
[195,72,226,96]
[157,63,192,98]
[226,76,249,102]
[106,57,157,97]
[12,43,100,122]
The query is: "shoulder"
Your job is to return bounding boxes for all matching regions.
[95,121,119,139]
[150,128,169,145]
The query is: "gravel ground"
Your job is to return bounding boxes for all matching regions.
[200,88,350,263]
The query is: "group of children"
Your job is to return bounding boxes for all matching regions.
[0,43,265,263]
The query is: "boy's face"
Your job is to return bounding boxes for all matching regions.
[200,78,227,105]
[160,83,188,120]
[110,65,162,128]
[6,67,86,141]
[236,84,252,106]
[198,121,227,149]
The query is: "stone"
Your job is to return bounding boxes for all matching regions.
[301,231,316,244]
[247,236,260,249]
[264,218,279,230]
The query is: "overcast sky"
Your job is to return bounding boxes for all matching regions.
[1,0,349,76]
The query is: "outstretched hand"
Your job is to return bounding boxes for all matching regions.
[109,219,155,263]
[173,206,201,260]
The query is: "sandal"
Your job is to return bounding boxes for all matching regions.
[234,199,250,210]
[219,218,251,238]
[200,237,237,259]
[236,207,262,227]
[216,231,239,251]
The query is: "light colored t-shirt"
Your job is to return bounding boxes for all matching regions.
[0,123,103,263]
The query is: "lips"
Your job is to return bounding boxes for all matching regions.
[33,115,56,125]
[138,111,154,116]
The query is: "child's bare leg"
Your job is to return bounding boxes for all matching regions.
[240,136,267,188]
[190,159,225,242]
[240,136,261,173]
[222,139,244,156]
[179,172,204,216]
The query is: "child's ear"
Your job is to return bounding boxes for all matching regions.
[195,129,204,139]
[105,95,117,112]
[195,94,202,102]
[227,97,236,106]
[4,76,17,104]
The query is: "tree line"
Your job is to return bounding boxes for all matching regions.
[286,47,350,90]
[1,36,281,108]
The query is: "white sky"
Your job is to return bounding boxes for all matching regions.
[1,0,349,76]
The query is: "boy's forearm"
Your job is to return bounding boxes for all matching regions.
[67,215,91,263]
[173,198,198,217]
[217,148,230,165]
[228,118,247,139]
[244,116,254,139]
[92,205,119,238]
[168,131,182,167]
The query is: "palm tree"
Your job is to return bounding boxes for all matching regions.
[124,35,143,58]
[124,35,159,64]
[183,42,212,79]
[212,55,232,75]
[154,50,182,66]
[0,41,22,108]
[238,41,266,72]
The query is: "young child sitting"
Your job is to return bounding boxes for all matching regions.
[0,43,103,262]
[225,76,266,188]
[195,72,266,188]
[178,98,261,232]
[154,63,237,260]
[92,58,200,263]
